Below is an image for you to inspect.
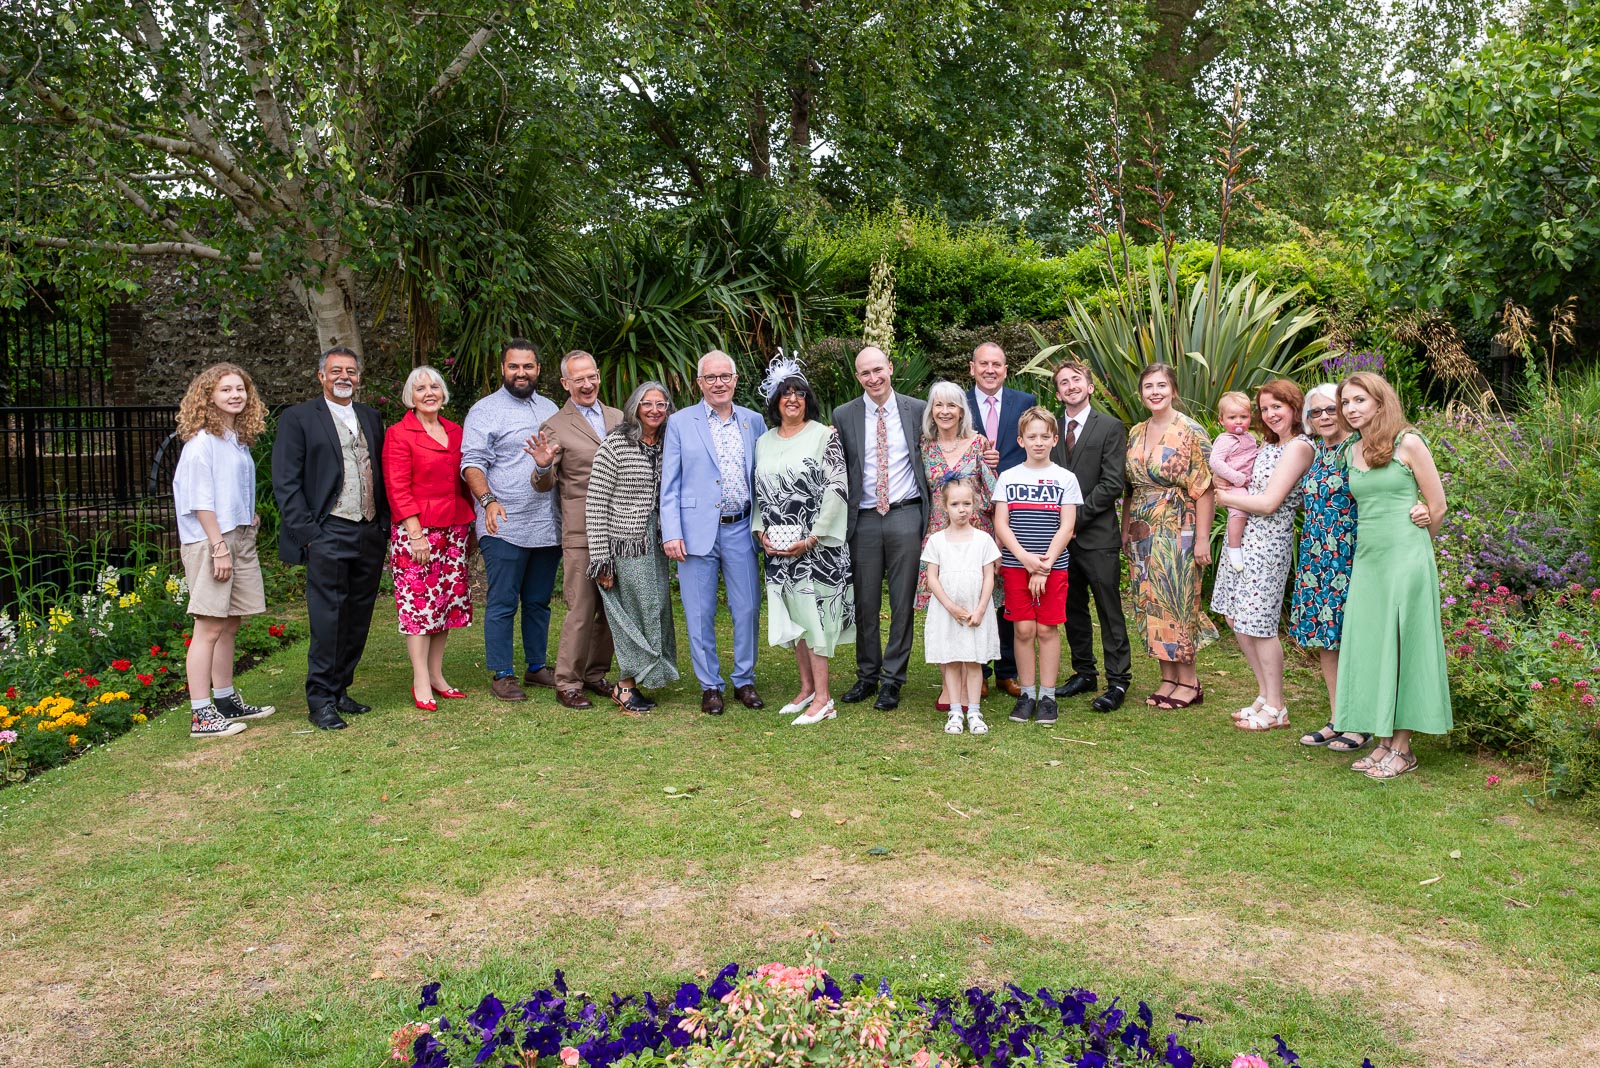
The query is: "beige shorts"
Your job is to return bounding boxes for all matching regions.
[182,525,267,618]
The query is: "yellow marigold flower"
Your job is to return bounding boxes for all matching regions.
[131,712,147,724]
[68,734,78,746]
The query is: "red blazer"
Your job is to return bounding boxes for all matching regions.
[382,411,475,528]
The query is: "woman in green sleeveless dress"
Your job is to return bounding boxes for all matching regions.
[1332,372,1452,779]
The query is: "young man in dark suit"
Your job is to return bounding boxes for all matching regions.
[835,346,932,710]
[1049,360,1131,711]
[271,346,389,730]
[964,341,1039,697]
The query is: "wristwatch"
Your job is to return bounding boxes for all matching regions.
[478,492,499,507]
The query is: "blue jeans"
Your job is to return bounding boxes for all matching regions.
[479,536,560,677]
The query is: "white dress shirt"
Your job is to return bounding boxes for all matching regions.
[859,394,919,509]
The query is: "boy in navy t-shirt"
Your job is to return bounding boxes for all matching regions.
[993,406,1083,725]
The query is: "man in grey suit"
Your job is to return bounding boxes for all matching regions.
[835,346,932,710]
[1049,359,1131,711]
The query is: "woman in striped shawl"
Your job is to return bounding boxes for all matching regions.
[586,381,681,711]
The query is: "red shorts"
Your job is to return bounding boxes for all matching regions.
[1001,566,1068,625]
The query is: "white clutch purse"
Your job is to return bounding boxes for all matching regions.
[765,524,804,551]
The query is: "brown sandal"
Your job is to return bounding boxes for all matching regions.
[1150,683,1204,709]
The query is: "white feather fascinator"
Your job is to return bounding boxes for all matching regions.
[757,349,808,402]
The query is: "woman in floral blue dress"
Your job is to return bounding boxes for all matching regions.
[1218,383,1363,748]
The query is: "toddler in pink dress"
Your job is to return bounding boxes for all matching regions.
[1210,391,1258,572]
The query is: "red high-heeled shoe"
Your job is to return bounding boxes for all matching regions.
[434,686,468,699]
[413,689,437,711]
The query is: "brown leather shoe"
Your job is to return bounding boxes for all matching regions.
[556,688,592,709]
[981,678,990,697]
[733,684,765,709]
[701,688,724,715]
[523,666,557,688]
[583,677,613,699]
[999,677,1022,697]
[491,675,528,702]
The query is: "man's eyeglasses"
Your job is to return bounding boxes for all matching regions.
[1307,405,1337,418]
[699,372,736,384]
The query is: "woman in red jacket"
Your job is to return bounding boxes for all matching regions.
[384,366,477,709]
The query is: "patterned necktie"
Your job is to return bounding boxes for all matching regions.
[1066,417,1078,456]
[875,405,890,515]
[984,395,999,444]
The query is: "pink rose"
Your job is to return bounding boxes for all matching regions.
[560,1048,580,1067]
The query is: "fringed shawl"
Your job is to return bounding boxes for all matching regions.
[585,430,663,576]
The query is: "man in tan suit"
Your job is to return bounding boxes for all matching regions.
[528,351,623,708]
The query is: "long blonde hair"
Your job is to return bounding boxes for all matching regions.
[1338,371,1409,468]
[176,362,268,445]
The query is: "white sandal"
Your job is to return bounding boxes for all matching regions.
[1233,695,1266,722]
[1236,705,1290,731]
[944,710,964,735]
[966,710,989,735]
[777,692,815,716]
[791,700,836,726]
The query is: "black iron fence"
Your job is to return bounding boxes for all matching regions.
[0,405,178,525]
[0,304,112,408]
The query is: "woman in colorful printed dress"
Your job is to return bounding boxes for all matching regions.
[917,379,999,711]
[1209,379,1313,732]
[586,381,679,713]
[383,366,476,711]
[1122,363,1216,709]
[752,358,854,726]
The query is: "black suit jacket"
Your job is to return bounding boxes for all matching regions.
[966,385,1040,473]
[1050,405,1127,552]
[833,392,932,541]
[271,397,389,564]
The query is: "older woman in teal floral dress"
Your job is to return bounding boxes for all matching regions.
[1122,364,1216,708]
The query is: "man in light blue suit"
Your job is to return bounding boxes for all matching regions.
[661,350,769,715]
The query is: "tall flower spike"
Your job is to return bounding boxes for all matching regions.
[758,350,807,402]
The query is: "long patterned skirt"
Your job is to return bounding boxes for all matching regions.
[598,516,680,688]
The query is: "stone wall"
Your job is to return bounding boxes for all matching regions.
[124,263,411,407]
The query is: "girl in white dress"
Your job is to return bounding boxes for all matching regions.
[921,477,1001,734]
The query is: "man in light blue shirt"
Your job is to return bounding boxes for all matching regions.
[461,339,562,701]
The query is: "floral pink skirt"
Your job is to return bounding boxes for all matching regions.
[390,523,473,635]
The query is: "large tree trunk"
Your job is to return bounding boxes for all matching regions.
[748,88,772,179]
[289,262,364,357]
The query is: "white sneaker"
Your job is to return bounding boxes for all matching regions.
[966,710,989,735]
[791,699,836,725]
[777,692,815,716]
[944,710,964,734]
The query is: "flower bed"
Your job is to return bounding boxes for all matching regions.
[0,560,300,782]
[388,933,1363,1068]
[1422,396,1600,807]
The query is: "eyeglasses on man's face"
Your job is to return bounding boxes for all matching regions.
[699,372,736,385]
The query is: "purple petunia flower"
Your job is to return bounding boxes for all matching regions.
[1274,1034,1300,1065]
[419,981,442,1010]
[1164,1033,1195,1067]
[673,982,701,1010]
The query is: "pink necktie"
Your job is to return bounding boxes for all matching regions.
[984,395,999,444]
[875,406,890,515]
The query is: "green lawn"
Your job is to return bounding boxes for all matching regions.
[3,589,1597,1068]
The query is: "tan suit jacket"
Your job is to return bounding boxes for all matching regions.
[532,400,624,550]
[532,398,624,691]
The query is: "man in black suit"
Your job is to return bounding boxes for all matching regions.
[1049,359,1131,711]
[835,346,932,710]
[271,346,389,730]
[964,341,1039,697]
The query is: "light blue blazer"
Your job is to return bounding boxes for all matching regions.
[659,402,767,556]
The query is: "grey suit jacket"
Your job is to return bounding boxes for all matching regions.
[834,391,932,541]
[1050,405,1128,552]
